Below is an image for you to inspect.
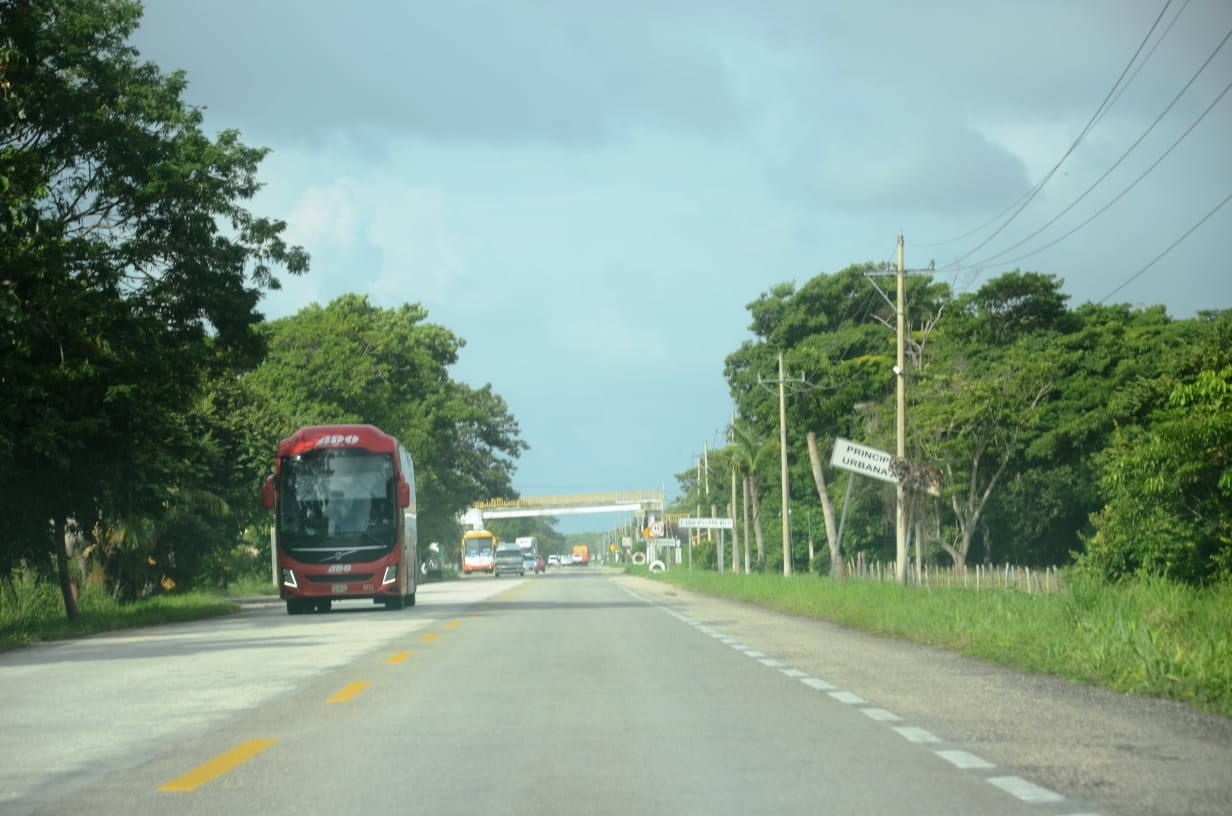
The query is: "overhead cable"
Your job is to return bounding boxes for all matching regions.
[941,0,1176,261]
[1098,190,1232,304]
[966,25,1232,269]
[966,75,1232,271]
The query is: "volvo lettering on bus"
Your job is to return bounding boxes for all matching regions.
[262,424,418,614]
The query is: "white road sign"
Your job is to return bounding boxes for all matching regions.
[678,517,734,529]
[830,437,899,484]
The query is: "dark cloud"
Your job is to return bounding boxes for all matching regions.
[791,122,1031,213]
[134,0,748,145]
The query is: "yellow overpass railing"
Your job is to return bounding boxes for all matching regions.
[471,490,664,511]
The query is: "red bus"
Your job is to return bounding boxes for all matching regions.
[262,424,418,614]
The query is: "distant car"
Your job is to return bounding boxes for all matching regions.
[571,552,583,565]
[522,553,539,574]
[494,542,524,577]
[535,554,546,572]
[547,554,561,566]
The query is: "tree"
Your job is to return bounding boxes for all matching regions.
[698,442,745,574]
[249,294,527,551]
[958,270,1074,345]
[909,339,1054,569]
[728,420,773,573]
[727,265,953,572]
[713,261,1225,579]
[0,0,306,618]
[170,365,287,587]
[804,432,843,579]
[988,302,1203,566]
[1080,319,1232,584]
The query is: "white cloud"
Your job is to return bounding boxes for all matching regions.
[132,0,1232,517]
[264,168,466,318]
[365,187,464,306]
[284,180,361,251]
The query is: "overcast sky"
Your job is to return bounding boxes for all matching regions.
[133,0,1231,532]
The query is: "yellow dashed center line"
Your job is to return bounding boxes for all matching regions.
[327,681,370,703]
[386,651,412,664]
[159,738,276,792]
[420,633,438,643]
[445,620,461,628]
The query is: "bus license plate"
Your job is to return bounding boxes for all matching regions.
[332,584,347,593]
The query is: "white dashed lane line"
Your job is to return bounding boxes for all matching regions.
[800,677,835,691]
[861,707,902,723]
[622,586,1097,815]
[893,726,942,744]
[988,776,1067,804]
[936,750,995,770]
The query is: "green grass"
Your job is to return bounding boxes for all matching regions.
[0,567,460,652]
[0,579,240,652]
[220,573,280,598]
[635,568,1232,718]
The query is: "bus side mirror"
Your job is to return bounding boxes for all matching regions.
[261,475,275,511]
[397,476,411,508]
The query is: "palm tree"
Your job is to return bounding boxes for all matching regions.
[728,419,773,573]
[706,445,741,574]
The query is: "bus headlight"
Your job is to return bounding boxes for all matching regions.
[281,568,298,589]
[381,565,398,585]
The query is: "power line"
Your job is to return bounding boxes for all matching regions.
[931,0,1176,258]
[965,25,1232,269]
[921,1,1190,252]
[1099,189,1232,304]
[965,74,1232,271]
[1103,0,1194,116]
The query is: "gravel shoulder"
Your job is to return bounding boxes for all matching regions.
[617,573,1232,816]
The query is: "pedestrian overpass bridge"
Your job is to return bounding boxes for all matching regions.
[461,489,664,528]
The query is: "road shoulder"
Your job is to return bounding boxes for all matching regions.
[617,573,1232,816]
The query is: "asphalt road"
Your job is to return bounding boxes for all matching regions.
[1,568,1228,815]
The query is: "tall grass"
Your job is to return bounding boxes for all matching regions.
[222,572,279,598]
[641,569,1232,718]
[0,577,239,652]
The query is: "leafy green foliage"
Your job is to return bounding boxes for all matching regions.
[723,261,1229,585]
[953,270,1075,344]
[908,335,1055,567]
[0,573,239,651]
[0,0,305,615]
[2,5,528,611]
[248,294,527,552]
[1080,320,1232,584]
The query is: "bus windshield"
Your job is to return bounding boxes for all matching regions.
[465,540,493,556]
[278,448,397,562]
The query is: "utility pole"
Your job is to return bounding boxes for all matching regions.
[759,352,806,576]
[779,352,791,576]
[895,234,908,585]
[705,439,722,574]
[864,234,934,586]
